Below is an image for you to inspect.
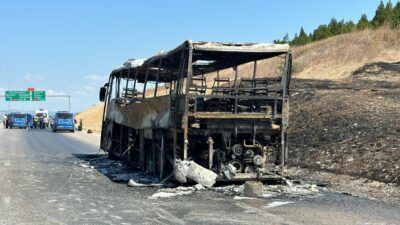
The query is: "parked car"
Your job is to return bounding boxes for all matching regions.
[7,113,28,129]
[52,111,75,132]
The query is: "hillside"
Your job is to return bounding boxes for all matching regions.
[75,103,104,132]
[292,27,400,80]
[76,28,400,183]
[289,65,400,184]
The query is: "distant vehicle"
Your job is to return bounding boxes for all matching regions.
[35,109,48,119]
[26,114,33,128]
[35,109,49,128]
[3,114,8,128]
[52,111,75,132]
[7,113,28,129]
[49,115,54,129]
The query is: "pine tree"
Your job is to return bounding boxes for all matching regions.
[372,0,386,27]
[393,1,400,27]
[273,33,290,44]
[308,32,313,42]
[282,33,289,43]
[386,0,394,25]
[312,25,331,41]
[386,0,394,14]
[281,1,399,47]
[290,33,299,45]
[343,20,355,33]
[296,27,311,45]
[357,14,372,30]
[328,18,340,35]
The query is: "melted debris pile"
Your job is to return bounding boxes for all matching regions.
[75,155,157,184]
[148,184,206,199]
[212,181,321,198]
[174,160,218,188]
[76,156,323,200]
[147,180,323,200]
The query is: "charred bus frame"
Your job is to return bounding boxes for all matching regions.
[99,40,292,182]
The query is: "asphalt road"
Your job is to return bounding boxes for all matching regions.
[0,128,399,225]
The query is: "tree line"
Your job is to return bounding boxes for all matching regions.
[274,0,400,46]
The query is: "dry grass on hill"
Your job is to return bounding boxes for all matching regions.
[74,103,104,132]
[292,27,400,79]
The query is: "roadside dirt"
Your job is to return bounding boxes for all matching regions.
[288,62,400,185]
[74,103,104,132]
[287,167,400,206]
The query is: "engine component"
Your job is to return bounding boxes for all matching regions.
[244,166,255,173]
[229,159,244,173]
[253,155,264,166]
[232,144,243,156]
[242,158,253,164]
[244,149,255,158]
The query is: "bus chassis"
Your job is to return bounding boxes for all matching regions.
[99,40,292,183]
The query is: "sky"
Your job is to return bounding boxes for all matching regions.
[0,0,384,112]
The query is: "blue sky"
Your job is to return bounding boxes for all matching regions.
[0,0,384,112]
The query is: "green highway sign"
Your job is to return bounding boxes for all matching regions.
[5,91,31,101]
[32,91,46,101]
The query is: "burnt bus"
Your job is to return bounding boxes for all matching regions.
[99,40,291,182]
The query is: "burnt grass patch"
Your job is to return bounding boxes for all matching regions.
[288,77,400,184]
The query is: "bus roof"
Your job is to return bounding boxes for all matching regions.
[110,40,289,82]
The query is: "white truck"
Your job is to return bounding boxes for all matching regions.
[35,109,49,128]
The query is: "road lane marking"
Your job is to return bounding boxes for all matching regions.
[3,160,10,167]
[2,196,10,206]
[263,201,293,208]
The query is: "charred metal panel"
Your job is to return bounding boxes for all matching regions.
[106,96,171,129]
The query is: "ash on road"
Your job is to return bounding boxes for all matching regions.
[0,128,399,225]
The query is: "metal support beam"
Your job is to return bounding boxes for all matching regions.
[132,69,139,97]
[154,59,163,98]
[159,133,164,179]
[252,61,257,87]
[139,130,144,170]
[183,46,193,160]
[208,137,214,170]
[142,64,151,99]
